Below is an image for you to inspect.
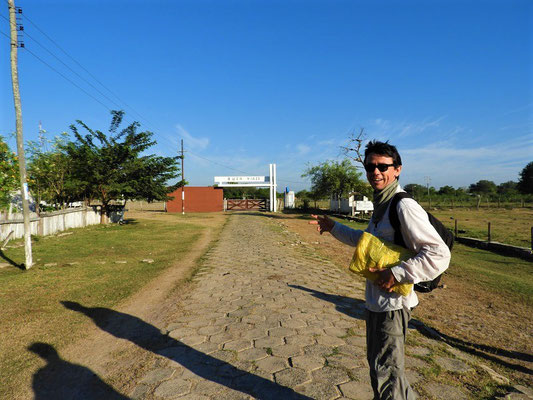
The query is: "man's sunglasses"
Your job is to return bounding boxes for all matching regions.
[364,163,396,173]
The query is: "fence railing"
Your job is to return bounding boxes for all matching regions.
[0,208,101,241]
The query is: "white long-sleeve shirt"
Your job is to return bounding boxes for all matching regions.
[331,187,451,312]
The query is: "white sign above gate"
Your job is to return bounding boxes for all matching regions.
[213,164,278,212]
[214,176,266,184]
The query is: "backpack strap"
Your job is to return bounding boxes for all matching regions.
[389,192,412,248]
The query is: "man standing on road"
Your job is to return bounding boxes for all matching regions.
[309,140,450,400]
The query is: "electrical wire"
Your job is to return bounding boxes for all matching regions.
[23,46,114,111]
[0,28,10,40]
[1,7,162,134]
[17,8,150,125]
[2,7,308,185]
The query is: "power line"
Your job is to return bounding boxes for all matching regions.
[23,46,114,112]
[187,151,252,175]
[3,7,301,185]
[0,28,10,40]
[20,10,152,126]
[2,7,192,154]
[1,8,162,133]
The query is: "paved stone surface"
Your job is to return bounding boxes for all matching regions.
[126,213,520,399]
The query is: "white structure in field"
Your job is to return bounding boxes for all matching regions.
[284,190,295,209]
[214,163,278,212]
[330,194,373,216]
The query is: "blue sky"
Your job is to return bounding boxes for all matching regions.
[1,0,531,192]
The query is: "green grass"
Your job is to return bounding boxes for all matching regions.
[449,244,533,306]
[0,217,205,399]
[300,205,533,248]
[425,208,532,248]
[330,217,533,306]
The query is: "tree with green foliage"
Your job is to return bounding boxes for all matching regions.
[438,185,456,195]
[469,180,497,194]
[497,181,518,196]
[63,110,181,223]
[517,162,533,194]
[302,159,371,201]
[0,136,19,210]
[27,133,77,213]
[222,186,269,199]
[403,183,425,197]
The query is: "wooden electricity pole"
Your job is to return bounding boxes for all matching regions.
[8,0,32,269]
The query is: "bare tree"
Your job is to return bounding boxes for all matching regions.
[340,128,367,167]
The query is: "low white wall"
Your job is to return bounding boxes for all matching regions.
[0,208,101,241]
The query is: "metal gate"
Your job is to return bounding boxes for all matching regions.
[226,199,268,211]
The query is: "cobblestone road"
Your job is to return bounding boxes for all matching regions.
[128,213,527,400]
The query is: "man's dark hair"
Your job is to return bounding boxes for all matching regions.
[364,140,402,166]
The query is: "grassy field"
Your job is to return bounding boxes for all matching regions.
[330,215,533,306]
[428,207,533,248]
[0,214,219,399]
[292,199,533,248]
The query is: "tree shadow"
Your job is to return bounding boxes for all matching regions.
[287,284,366,321]
[0,249,25,270]
[288,284,533,375]
[61,301,311,400]
[28,342,130,400]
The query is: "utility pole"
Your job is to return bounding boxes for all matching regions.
[9,0,32,269]
[425,176,431,210]
[180,139,185,215]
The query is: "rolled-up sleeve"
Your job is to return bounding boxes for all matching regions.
[390,199,451,284]
[330,221,364,247]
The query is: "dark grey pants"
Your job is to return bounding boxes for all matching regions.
[366,308,417,400]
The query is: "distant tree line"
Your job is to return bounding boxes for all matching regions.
[1,111,182,223]
[296,159,533,209]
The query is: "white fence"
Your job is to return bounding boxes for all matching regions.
[0,208,101,241]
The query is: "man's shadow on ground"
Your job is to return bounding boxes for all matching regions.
[287,284,366,321]
[29,342,130,400]
[288,284,533,375]
[60,301,312,400]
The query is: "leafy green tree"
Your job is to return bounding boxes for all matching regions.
[63,110,181,223]
[223,187,269,199]
[302,159,371,200]
[403,183,425,197]
[497,181,518,196]
[438,185,456,195]
[517,162,533,194]
[27,133,76,212]
[0,136,19,209]
[469,180,497,194]
[295,189,309,199]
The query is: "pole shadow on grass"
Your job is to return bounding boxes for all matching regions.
[0,249,25,270]
[287,284,533,375]
[61,301,312,400]
[28,342,130,400]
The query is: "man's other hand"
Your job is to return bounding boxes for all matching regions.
[368,267,398,293]
[309,214,335,235]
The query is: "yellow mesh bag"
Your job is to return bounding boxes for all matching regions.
[349,232,415,297]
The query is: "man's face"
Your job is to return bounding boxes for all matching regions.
[365,153,402,191]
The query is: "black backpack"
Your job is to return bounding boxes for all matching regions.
[389,192,453,293]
